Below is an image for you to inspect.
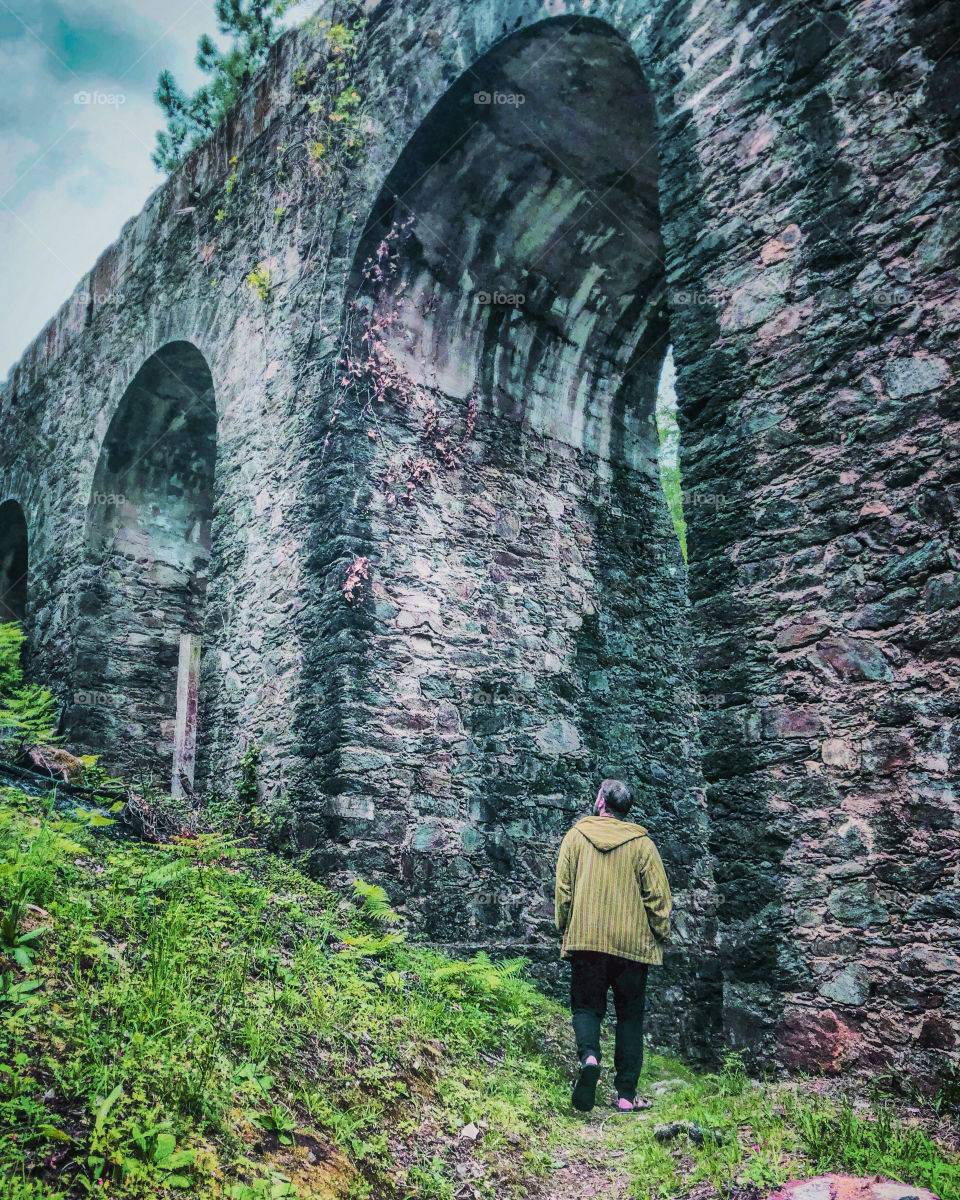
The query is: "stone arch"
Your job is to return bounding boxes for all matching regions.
[70,341,218,787]
[318,13,717,1054]
[349,15,669,470]
[0,499,29,626]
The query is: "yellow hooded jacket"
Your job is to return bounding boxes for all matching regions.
[554,815,672,965]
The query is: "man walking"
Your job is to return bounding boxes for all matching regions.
[555,778,672,1113]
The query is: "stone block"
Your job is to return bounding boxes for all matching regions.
[883,354,951,399]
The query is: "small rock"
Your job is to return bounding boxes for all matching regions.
[653,1120,725,1146]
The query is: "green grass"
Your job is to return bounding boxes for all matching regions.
[1,782,957,1200]
[790,1091,960,1199]
[577,1050,960,1200]
[0,785,568,1198]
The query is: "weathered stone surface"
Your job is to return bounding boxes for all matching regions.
[779,1009,862,1075]
[820,964,872,1007]
[2,0,959,1078]
[883,354,951,399]
[770,1177,940,1200]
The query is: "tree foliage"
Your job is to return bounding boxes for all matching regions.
[152,0,303,172]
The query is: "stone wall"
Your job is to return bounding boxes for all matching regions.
[0,0,957,1078]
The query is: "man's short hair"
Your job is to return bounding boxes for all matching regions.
[599,778,633,817]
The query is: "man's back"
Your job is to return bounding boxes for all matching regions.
[556,781,672,1113]
[555,814,672,964]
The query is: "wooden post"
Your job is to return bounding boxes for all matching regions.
[171,633,201,798]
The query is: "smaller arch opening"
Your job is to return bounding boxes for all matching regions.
[655,346,687,559]
[0,499,29,626]
[72,342,217,784]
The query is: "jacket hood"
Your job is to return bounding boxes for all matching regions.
[574,814,648,853]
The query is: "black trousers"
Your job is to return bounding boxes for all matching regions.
[569,951,649,1102]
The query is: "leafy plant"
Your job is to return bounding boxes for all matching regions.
[228,1169,298,1199]
[339,930,406,957]
[204,743,266,835]
[253,1104,296,1145]
[83,1090,196,1191]
[247,262,272,301]
[0,969,42,1007]
[78,754,124,795]
[933,1058,960,1117]
[427,953,529,1016]
[351,878,400,927]
[323,20,362,57]
[236,744,261,811]
[0,624,58,754]
[0,916,46,971]
[233,1059,275,1097]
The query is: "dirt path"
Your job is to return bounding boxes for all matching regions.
[535,1104,639,1200]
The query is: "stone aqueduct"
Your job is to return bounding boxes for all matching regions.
[1,0,958,1075]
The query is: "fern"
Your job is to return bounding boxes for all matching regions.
[427,953,530,1015]
[352,878,401,927]
[0,624,59,755]
[0,627,21,696]
[340,931,406,956]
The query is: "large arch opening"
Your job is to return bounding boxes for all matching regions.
[71,342,217,788]
[351,16,668,467]
[0,499,29,626]
[327,17,716,1055]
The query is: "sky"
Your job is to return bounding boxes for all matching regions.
[0,0,223,379]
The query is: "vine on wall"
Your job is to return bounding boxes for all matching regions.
[333,220,481,509]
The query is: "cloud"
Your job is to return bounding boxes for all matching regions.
[0,0,215,376]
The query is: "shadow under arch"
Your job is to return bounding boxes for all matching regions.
[297,13,721,1059]
[0,498,29,627]
[70,340,218,788]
